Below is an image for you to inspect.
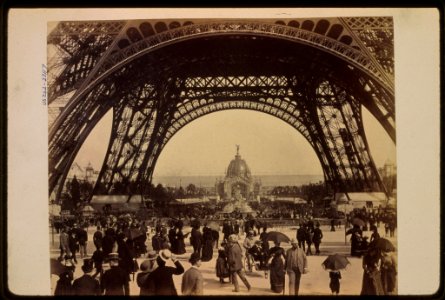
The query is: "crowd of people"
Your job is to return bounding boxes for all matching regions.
[53,212,396,296]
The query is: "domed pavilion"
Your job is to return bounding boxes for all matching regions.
[215,145,261,202]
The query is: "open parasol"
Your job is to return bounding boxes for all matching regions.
[371,238,396,252]
[351,218,365,227]
[264,231,291,244]
[322,254,351,271]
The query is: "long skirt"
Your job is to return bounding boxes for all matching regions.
[270,256,285,293]
[201,239,214,262]
[361,269,385,295]
[216,257,230,278]
[174,238,186,255]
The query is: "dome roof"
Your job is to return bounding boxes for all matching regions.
[226,146,251,179]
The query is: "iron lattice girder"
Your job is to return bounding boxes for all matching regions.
[48,23,394,198]
[92,21,393,93]
[49,32,395,141]
[88,75,386,196]
[47,21,126,104]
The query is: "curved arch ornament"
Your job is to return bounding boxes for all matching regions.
[47,17,395,201]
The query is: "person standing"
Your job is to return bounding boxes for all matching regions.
[216,246,230,283]
[145,249,185,295]
[168,223,177,254]
[102,228,116,258]
[305,225,314,256]
[360,248,384,295]
[93,226,103,250]
[312,222,323,255]
[68,227,79,264]
[54,263,75,296]
[59,227,71,262]
[72,259,101,295]
[380,251,397,295]
[137,251,158,296]
[174,222,187,255]
[190,224,203,256]
[181,252,204,295]
[268,241,285,293]
[296,223,307,252]
[330,219,336,232]
[91,246,104,280]
[285,238,308,295]
[227,234,251,293]
[259,226,270,254]
[101,253,130,296]
[369,225,380,246]
[78,226,88,259]
[201,225,214,262]
[329,271,342,295]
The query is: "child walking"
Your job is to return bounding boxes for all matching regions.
[329,270,341,295]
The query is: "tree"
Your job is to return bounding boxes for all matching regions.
[186,184,197,196]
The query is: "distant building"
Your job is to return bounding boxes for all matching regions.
[67,161,99,184]
[215,146,261,201]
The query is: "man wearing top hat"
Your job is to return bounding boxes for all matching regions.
[181,252,204,295]
[72,259,101,295]
[100,253,130,296]
[137,250,158,296]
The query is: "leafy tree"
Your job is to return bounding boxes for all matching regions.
[186,183,197,196]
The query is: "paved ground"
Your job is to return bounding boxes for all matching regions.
[49,224,397,296]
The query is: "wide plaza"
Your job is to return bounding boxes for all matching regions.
[49,223,396,296]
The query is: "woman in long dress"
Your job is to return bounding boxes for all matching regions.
[267,242,285,293]
[173,223,186,255]
[360,248,385,295]
[201,226,214,262]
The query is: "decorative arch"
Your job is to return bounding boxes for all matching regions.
[48,20,394,201]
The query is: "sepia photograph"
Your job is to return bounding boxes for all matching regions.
[6,7,441,297]
[45,15,398,296]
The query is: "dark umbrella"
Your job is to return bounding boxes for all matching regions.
[206,221,220,232]
[265,231,291,244]
[372,238,396,252]
[322,254,351,271]
[351,218,365,227]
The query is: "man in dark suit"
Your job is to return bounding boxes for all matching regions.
[145,249,184,295]
[72,259,101,295]
[285,238,308,295]
[181,252,204,295]
[101,253,130,296]
[296,223,307,251]
[190,224,203,256]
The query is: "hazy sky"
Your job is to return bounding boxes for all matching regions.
[74,107,396,177]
